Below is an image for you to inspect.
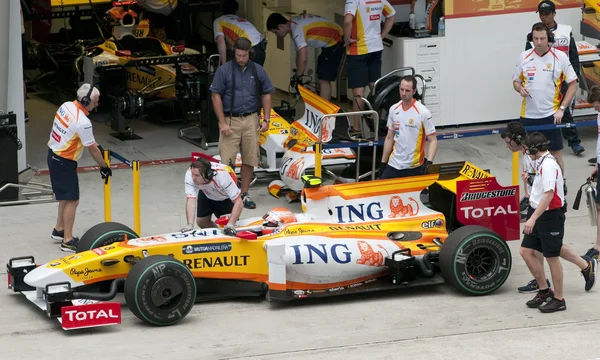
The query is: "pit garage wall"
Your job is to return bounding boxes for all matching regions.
[436,1,582,126]
[0,0,26,171]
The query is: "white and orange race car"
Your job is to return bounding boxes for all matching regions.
[7,161,519,330]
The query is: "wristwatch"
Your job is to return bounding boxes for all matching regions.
[559,105,566,111]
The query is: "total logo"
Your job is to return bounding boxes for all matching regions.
[460,205,517,218]
[422,218,444,229]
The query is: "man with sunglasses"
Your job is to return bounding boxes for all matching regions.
[182,157,243,236]
[520,132,597,313]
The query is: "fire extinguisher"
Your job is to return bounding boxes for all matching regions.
[573,178,598,226]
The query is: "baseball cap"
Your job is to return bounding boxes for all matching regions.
[537,0,556,13]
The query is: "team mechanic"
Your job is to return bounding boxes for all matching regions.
[500,122,551,294]
[181,157,243,236]
[344,0,395,133]
[379,75,437,179]
[525,0,585,156]
[513,22,577,183]
[47,84,112,252]
[266,12,345,102]
[213,0,267,66]
[520,132,597,313]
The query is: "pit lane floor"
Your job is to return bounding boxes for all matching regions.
[2,126,600,359]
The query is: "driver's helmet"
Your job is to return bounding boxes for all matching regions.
[262,208,297,227]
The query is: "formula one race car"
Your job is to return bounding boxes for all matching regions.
[7,161,519,330]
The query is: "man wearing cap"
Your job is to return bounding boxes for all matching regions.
[525,0,585,156]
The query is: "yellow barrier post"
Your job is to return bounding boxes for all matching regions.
[512,151,520,186]
[314,143,322,178]
[103,149,111,222]
[132,160,141,235]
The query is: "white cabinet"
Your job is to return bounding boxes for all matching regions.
[381,35,445,125]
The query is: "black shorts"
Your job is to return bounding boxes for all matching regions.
[252,40,267,67]
[346,50,382,89]
[317,42,344,82]
[380,162,427,179]
[520,115,563,151]
[522,207,565,258]
[196,191,234,218]
[47,149,79,201]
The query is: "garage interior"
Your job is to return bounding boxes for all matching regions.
[8,0,356,174]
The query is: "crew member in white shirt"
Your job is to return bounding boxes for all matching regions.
[379,75,437,179]
[513,22,578,179]
[182,157,243,236]
[520,132,596,313]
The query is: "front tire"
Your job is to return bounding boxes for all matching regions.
[439,225,512,296]
[77,222,139,252]
[124,255,197,326]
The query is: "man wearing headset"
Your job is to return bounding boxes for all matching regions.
[520,132,596,313]
[513,22,577,184]
[525,0,585,156]
[47,84,112,252]
[502,122,557,294]
[182,157,243,236]
[210,37,274,210]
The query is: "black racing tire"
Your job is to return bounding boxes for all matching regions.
[77,222,139,253]
[439,225,512,296]
[124,255,197,326]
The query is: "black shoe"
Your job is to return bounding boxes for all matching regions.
[241,192,256,209]
[581,257,597,292]
[526,288,554,308]
[539,296,566,313]
[584,247,600,260]
[518,278,551,294]
[589,157,597,165]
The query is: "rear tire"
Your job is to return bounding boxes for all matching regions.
[439,225,512,296]
[124,255,197,326]
[77,222,139,252]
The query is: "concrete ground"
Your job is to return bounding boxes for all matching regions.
[2,90,600,359]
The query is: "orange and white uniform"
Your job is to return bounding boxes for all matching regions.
[513,48,577,119]
[213,14,262,47]
[386,99,436,170]
[47,101,96,161]
[290,14,343,50]
[185,163,240,202]
[344,0,396,55]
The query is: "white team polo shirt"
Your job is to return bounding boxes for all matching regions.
[47,101,96,161]
[344,0,395,55]
[529,152,564,210]
[386,99,436,170]
[185,163,240,202]
[513,47,577,119]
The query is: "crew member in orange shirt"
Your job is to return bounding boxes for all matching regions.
[47,84,112,252]
[214,0,266,66]
[266,13,344,101]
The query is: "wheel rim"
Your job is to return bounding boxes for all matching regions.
[150,277,184,309]
[465,246,495,280]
